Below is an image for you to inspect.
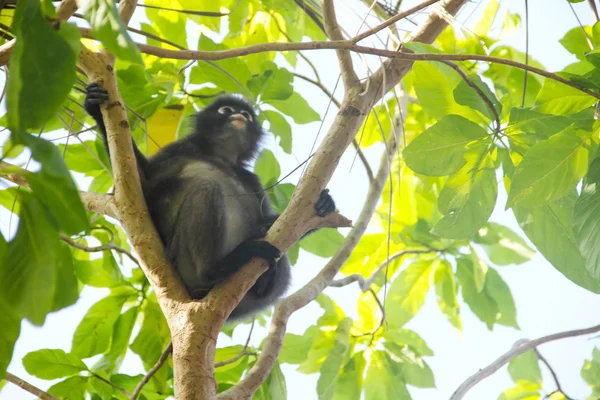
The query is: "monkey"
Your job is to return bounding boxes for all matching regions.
[84,83,336,320]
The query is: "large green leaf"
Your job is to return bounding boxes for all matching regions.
[264,110,292,154]
[581,347,600,396]
[386,260,435,328]
[82,0,143,64]
[332,352,365,400]
[7,0,80,131]
[279,326,320,365]
[514,192,600,293]
[71,293,131,358]
[475,222,535,266]
[456,257,518,329]
[23,349,88,380]
[434,260,462,330]
[74,252,127,288]
[0,299,21,376]
[508,127,591,208]
[300,229,344,258]
[317,318,352,400]
[0,193,61,325]
[364,351,410,400]
[535,79,596,115]
[403,115,488,177]
[432,144,497,239]
[573,157,600,281]
[384,342,435,389]
[255,149,281,187]
[383,329,434,357]
[454,74,502,122]
[507,350,541,384]
[22,133,89,235]
[560,26,595,60]
[94,306,139,373]
[267,92,320,124]
[48,376,89,399]
[248,61,294,102]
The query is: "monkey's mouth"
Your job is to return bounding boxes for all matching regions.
[229,114,247,129]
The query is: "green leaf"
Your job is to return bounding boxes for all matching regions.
[300,229,344,258]
[279,328,319,365]
[51,243,80,313]
[434,260,462,330]
[255,149,281,186]
[560,26,594,60]
[317,318,352,400]
[587,48,600,69]
[332,352,366,400]
[508,127,591,207]
[21,134,88,235]
[574,157,600,281]
[248,61,294,102]
[94,306,138,373]
[386,260,434,328]
[383,329,434,357]
[298,329,335,374]
[454,74,502,122]
[535,79,596,115]
[364,351,410,400]
[0,299,21,376]
[432,144,497,239]
[0,192,61,325]
[514,192,600,293]
[471,247,489,293]
[71,293,130,358]
[403,115,488,176]
[316,294,346,327]
[83,0,143,64]
[23,349,88,380]
[48,376,89,399]
[74,252,126,288]
[498,381,542,400]
[264,362,287,400]
[7,0,80,130]
[581,347,600,395]
[507,350,542,384]
[456,257,518,329]
[412,61,482,122]
[476,223,536,266]
[264,110,292,154]
[267,92,320,124]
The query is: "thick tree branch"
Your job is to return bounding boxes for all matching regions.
[4,372,58,400]
[451,323,600,400]
[0,161,118,218]
[322,0,360,89]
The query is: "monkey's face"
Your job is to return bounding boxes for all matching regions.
[194,95,263,164]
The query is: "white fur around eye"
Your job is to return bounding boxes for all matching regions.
[218,106,235,114]
[240,110,253,122]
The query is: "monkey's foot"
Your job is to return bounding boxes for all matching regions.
[84,83,109,116]
[315,189,336,217]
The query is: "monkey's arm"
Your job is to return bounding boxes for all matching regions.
[84,83,151,178]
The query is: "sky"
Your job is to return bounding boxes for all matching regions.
[1,0,600,399]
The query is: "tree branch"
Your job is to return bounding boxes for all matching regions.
[450,323,600,400]
[131,342,173,400]
[329,248,438,291]
[0,161,118,218]
[60,234,140,266]
[321,0,360,89]
[4,372,58,400]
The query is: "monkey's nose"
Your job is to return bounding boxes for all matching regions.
[230,114,247,123]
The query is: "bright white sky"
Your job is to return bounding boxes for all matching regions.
[2,0,600,399]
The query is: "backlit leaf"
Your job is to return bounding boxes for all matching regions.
[434,260,462,330]
[23,349,88,379]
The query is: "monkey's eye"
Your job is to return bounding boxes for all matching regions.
[240,110,253,122]
[218,106,235,114]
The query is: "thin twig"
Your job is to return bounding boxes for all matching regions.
[329,248,438,291]
[4,372,58,400]
[589,0,600,22]
[440,60,501,130]
[534,349,574,400]
[215,320,257,368]
[90,372,131,397]
[60,234,140,266]
[451,323,600,400]
[130,342,173,399]
[353,0,441,43]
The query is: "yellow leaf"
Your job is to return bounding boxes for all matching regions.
[146,105,185,156]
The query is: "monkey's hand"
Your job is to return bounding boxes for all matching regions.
[84,83,109,122]
[315,189,336,217]
[245,240,281,269]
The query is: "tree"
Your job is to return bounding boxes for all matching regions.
[1,0,600,398]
